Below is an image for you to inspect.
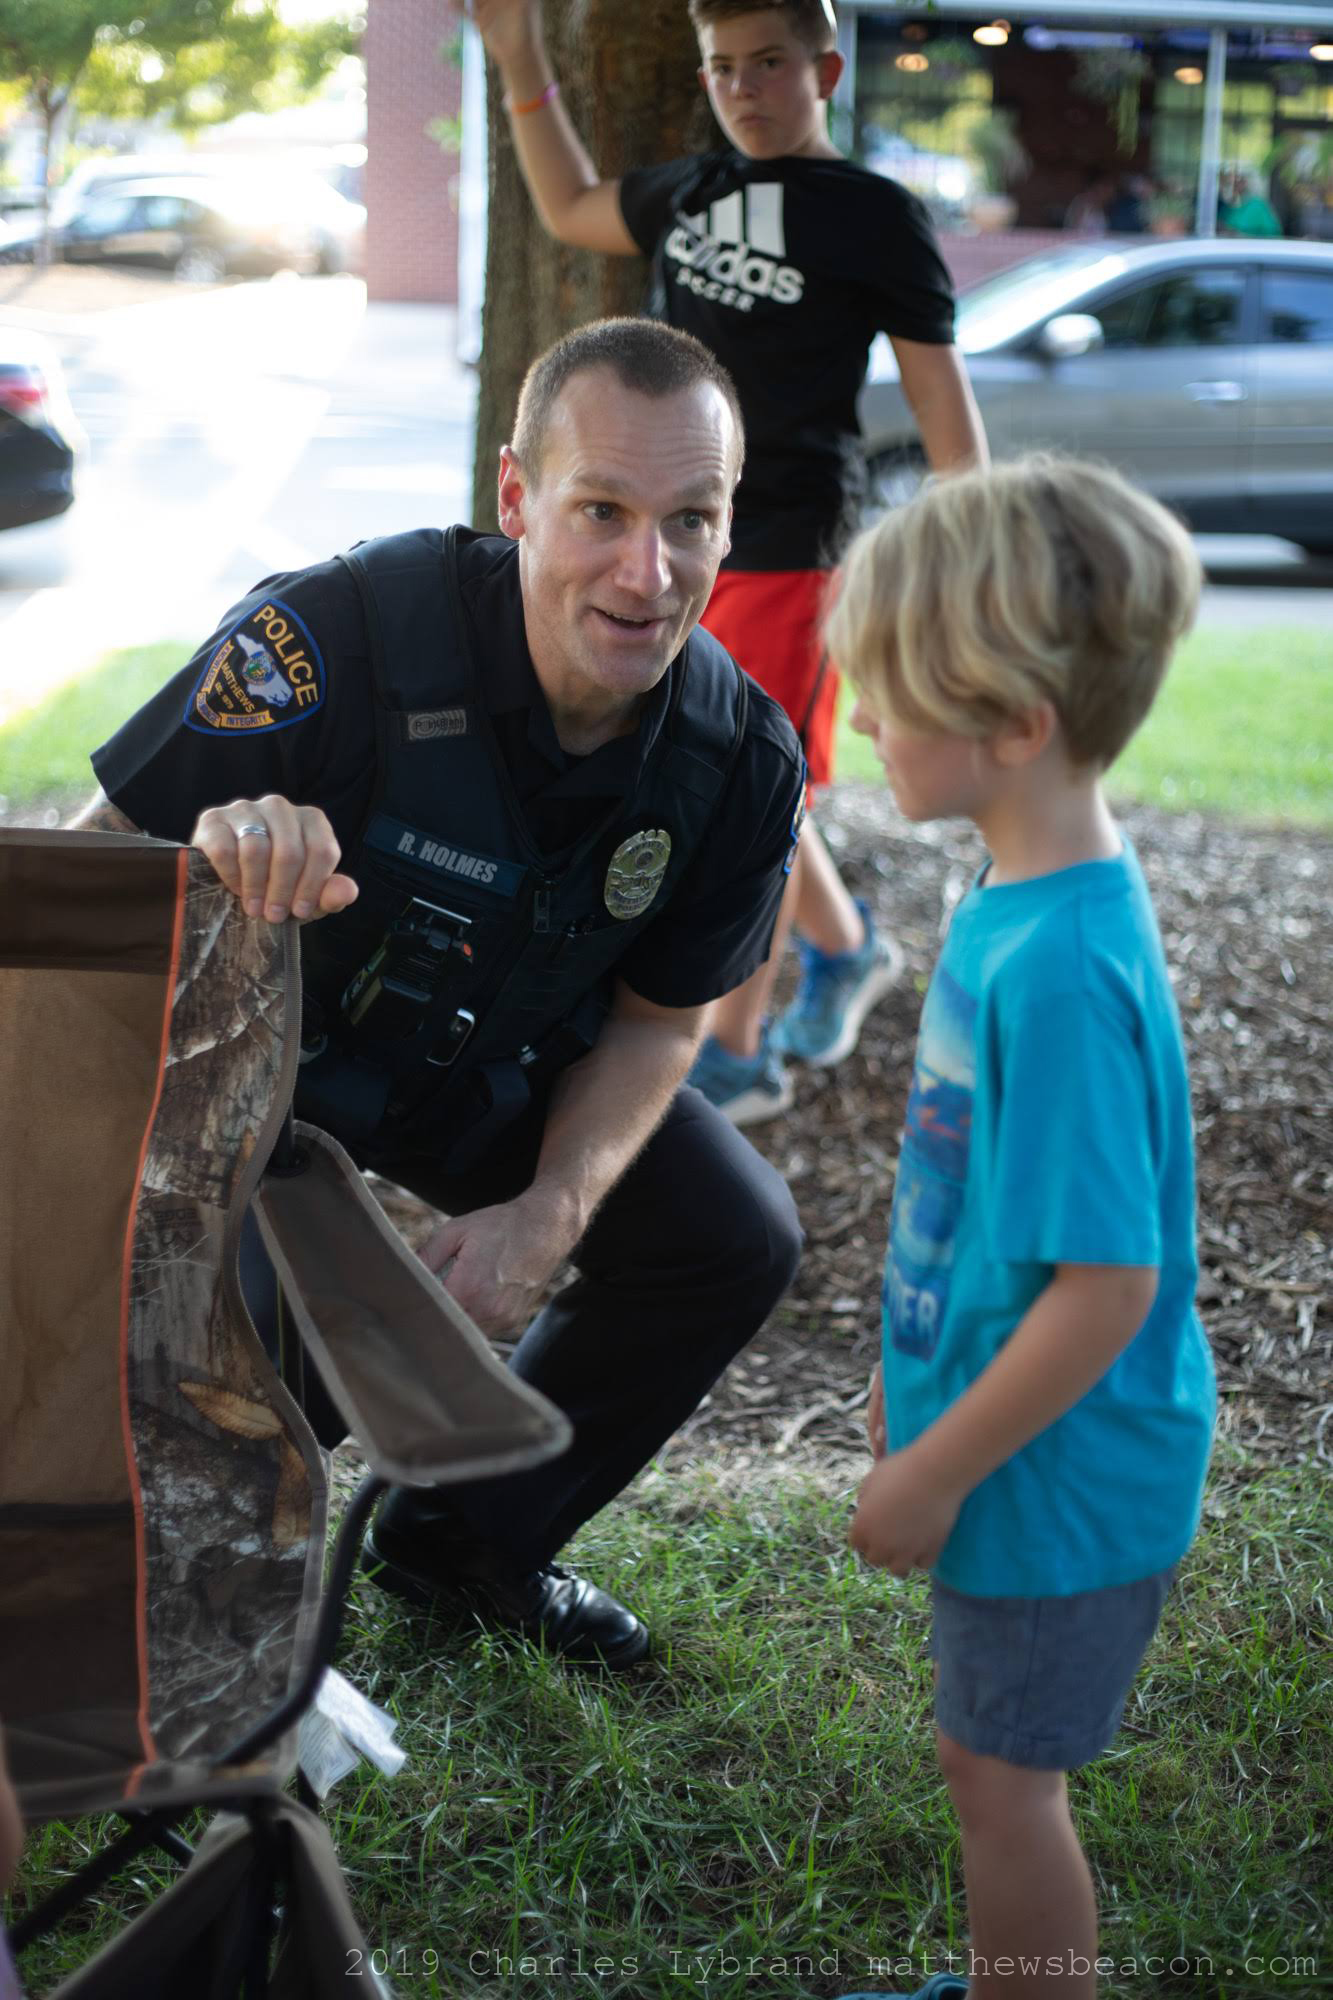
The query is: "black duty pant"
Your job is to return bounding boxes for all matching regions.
[246,1085,802,1573]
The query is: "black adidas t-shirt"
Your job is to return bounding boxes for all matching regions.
[91,534,806,1009]
[619,151,955,572]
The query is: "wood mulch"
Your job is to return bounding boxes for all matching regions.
[372,788,1332,1480]
[10,786,1326,1475]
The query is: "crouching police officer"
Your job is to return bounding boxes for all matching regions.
[77,318,806,1669]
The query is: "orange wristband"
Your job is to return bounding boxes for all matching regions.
[506,80,560,116]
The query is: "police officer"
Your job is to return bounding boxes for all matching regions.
[78,318,806,1669]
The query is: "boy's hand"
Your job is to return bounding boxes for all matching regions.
[469,0,544,72]
[866,1363,886,1459]
[849,1449,964,1577]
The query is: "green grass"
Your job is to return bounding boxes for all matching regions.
[9,1450,1330,1999]
[834,626,1333,827]
[2,625,1330,828]
[0,645,183,807]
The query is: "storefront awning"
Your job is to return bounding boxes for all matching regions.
[847,1,1333,28]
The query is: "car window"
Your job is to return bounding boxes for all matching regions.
[1094,269,1247,349]
[70,195,138,236]
[142,196,186,230]
[1259,269,1333,344]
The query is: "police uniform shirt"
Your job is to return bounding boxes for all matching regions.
[618,151,955,572]
[92,532,806,1009]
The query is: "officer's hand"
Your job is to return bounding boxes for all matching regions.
[468,0,545,72]
[190,796,358,924]
[420,1195,575,1339]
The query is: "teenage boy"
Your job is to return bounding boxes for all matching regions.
[473,0,987,1122]
[823,456,1216,2000]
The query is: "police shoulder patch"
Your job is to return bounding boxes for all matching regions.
[185,597,326,735]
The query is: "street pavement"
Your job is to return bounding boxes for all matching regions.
[0,269,1328,743]
[0,271,474,732]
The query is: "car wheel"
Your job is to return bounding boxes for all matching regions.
[864,446,927,522]
[173,246,226,285]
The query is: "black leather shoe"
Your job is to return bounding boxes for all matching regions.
[362,1524,651,1670]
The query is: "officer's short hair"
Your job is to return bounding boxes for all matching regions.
[688,0,838,57]
[511,317,745,485]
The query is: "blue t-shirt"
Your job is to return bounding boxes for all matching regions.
[883,840,1216,1598]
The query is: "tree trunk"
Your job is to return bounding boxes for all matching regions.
[470,0,714,531]
[35,87,62,269]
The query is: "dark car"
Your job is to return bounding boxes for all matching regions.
[56,177,325,283]
[0,336,82,532]
[860,238,1333,555]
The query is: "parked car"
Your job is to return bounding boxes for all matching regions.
[0,336,82,531]
[49,155,365,275]
[860,238,1333,554]
[55,177,331,282]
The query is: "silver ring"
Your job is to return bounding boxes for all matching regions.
[236,823,270,840]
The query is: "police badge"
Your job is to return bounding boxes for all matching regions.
[604,829,672,921]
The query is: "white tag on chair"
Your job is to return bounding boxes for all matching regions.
[297,1709,362,1800]
[297,1668,407,1797]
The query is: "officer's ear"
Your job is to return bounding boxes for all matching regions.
[497,445,529,541]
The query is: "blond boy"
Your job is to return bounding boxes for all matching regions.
[826,458,1216,2000]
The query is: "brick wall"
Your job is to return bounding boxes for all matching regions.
[364,0,462,304]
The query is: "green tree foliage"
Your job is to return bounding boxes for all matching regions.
[0,2,362,198]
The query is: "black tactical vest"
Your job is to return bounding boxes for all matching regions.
[295,527,747,1165]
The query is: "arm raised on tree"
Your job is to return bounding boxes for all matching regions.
[470,0,638,255]
[418,977,705,1334]
[891,337,989,475]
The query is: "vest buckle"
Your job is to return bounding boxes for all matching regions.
[426,1008,476,1067]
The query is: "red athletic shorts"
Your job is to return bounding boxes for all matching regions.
[700,567,838,787]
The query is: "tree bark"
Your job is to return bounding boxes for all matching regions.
[470,0,714,531]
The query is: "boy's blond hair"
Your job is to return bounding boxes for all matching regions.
[688,0,838,58]
[826,456,1202,768]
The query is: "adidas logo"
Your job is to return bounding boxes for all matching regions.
[664,183,804,311]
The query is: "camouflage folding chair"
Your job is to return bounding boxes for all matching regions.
[0,829,570,1997]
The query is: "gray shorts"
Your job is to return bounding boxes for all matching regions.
[929,1567,1176,1771]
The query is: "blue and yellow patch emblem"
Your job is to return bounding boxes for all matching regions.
[185,599,325,734]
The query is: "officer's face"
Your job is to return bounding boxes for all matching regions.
[499,371,737,739]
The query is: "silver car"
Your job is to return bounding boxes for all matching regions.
[859,238,1333,556]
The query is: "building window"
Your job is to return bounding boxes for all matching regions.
[1152,76,1278,188]
[855,37,995,224]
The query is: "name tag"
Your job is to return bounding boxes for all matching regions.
[364,813,525,899]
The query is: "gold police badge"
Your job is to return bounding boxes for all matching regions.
[604,828,672,921]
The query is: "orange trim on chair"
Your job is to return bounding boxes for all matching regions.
[120,848,189,1789]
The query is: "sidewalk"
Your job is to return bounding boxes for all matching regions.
[0,279,472,731]
[0,262,219,331]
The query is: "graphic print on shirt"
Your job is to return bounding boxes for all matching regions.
[884,966,976,1361]
[663,183,804,313]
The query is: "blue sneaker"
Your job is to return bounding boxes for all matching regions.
[774,898,904,1067]
[686,1023,793,1127]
